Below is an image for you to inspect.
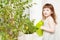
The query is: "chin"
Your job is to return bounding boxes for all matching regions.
[44,15,48,17]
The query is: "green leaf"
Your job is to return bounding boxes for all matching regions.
[36,20,44,28]
[36,20,44,36]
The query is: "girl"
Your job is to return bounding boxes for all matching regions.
[41,3,57,40]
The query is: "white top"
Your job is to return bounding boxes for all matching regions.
[42,16,56,40]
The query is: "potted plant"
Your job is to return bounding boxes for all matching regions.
[0,0,37,40]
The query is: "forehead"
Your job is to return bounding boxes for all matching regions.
[43,8,51,10]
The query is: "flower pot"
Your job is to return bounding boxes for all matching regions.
[18,33,33,40]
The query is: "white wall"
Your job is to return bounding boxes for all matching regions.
[30,0,42,25]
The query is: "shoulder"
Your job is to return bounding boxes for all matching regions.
[48,16,55,25]
[48,16,54,22]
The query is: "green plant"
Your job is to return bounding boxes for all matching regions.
[36,20,44,36]
[22,17,37,34]
[0,0,36,40]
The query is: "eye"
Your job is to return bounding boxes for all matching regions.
[47,10,49,11]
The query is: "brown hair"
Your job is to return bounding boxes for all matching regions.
[42,3,57,24]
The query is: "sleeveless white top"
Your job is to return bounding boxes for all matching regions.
[42,17,55,40]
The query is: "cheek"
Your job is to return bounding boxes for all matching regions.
[43,11,51,16]
[47,11,51,15]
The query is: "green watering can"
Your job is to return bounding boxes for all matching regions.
[36,20,44,36]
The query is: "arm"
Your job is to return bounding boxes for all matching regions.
[41,25,55,33]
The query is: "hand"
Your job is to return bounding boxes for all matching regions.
[40,26,44,30]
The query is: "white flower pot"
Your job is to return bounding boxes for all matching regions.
[18,32,43,40]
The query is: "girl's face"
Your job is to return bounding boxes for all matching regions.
[43,8,52,17]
